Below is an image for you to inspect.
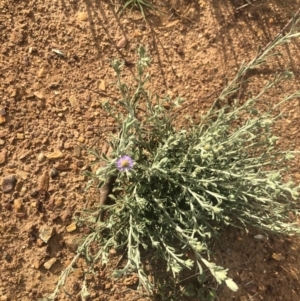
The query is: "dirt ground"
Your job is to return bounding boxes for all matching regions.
[1,0,300,300]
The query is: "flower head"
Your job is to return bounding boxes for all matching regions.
[116,155,134,172]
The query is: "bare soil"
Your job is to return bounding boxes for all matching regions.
[1,0,300,300]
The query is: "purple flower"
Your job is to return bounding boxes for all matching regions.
[116,155,134,172]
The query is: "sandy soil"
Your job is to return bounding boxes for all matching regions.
[1,0,300,300]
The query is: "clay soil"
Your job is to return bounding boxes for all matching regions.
[1,0,300,300]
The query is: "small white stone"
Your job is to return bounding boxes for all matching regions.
[37,153,45,162]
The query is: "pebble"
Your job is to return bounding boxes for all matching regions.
[66,222,77,232]
[77,136,85,143]
[104,283,112,290]
[28,46,37,54]
[74,145,81,158]
[69,95,78,107]
[20,187,27,196]
[16,170,29,180]
[33,91,45,100]
[39,226,54,243]
[16,133,25,139]
[15,180,23,192]
[0,149,7,164]
[43,257,57,270]
[77,11,88,21]
[45,150,63,160]
[30,190,39,198]
[271,253,285,261]
[2,175,17,193]
[99,80,106,91]
[116,37,127,48]
[13,199,22,211]
[37,153,46,162]
[0,139,5,145]
[0,115,6,124]
[50,167,59,178]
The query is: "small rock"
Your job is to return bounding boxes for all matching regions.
[20,186,27,196]
[66,222,77,232]
[0,115,6,124]
[39,226,54,243]
[2,175,17,193]
[16,133,25,139]
[254,234,265,240]
[19,150,31,160]
[33,91,45,100]
[176,46,184,55]
[0,149,7,164]
[74,145,81,158]
[50,167,59,178]
[13,199,22,211]
[271,253,285,261]
[43,257,57,270]
[109,248,117,256]
[116,37,127,49]
[15,180,24,191]
[69,95,78,107]
[99,80,106,91]
[77,136,85,143]
[36,238,45,247]
[16,170,29,180]
[30,190,39,198]
[28,46,37,54]
[105,283,112,290]
[77,11,88,21]
[45,150,64,160]
[37,153,46,162]
[0,139,5,145]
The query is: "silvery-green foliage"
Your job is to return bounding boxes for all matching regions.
[88,39,300,293]
[43,17,300,300]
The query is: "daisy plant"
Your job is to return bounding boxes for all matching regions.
[44,17,300,301]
